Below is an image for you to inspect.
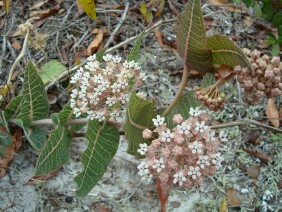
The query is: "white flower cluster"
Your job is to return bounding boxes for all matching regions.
[70,53,146,122]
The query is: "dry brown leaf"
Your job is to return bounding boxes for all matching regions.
[279,107,282,119]
[0,128,22,177]
[30,0,49,10]
[208,0,247,13]
[11,40,21,50]
[86,29,104,55]
[266,98,280,128]
[92,28,109,34]
[30,2,62,20]
[154,29,164,46]
[243,148,273,163]
[226,188,241,207]
[94,204,112,212]
[247,165,260,178]
[26,168,60,185]
[219,197,228,212]
[216,64,234,79]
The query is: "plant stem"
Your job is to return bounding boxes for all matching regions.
[162,65,189,117]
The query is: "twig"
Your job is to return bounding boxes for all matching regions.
[211,119,282,133]
[6,30,29,85]
[105,1,130,48]
[56,2,76,62]
[0,36,7,77]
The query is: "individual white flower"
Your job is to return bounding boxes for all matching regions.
[142,173,153,183]
[106,96,116,107]
[94,86,103,96]
[119,93,129,104]
[103,54,112,62]
[118,79,128,89]
[110,110,120,118]
[240,188,249,194]
[211,152,224,170]
[137,143,148,155]
[137,161,149,176]
[161,130,174,142]
[70,89,78,98]
[195,121,208,133]
[89,95,99,105]
[87,54,96,61]
[85,61,99,71]
[188,166,201,180]
[152,158,165,172]
[189,141,203,154]
[103,66,114,75]
[111,82,121,93]
[206,131,216,142]
[73,108,81,117]
[189,107,202,117]
[173,172,187,186]
[94,111,106,122]
[123,60,130,68]
[93,73,104,84]
[177,122,191,135]
[196,155,210,169]
[112,55,122,63]
[119,69,133,79]
[219,130,229,142]
[152,115,165,127]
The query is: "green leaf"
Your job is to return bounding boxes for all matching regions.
[74,120,119,197]
[271,43,280,56]
[277,37,282,45]
[262,0,273,21]
[272,11,282,27]
[206,35,252,70]
[78,0,97,20]
[201,72,216,88]
[16,62,49,127]
[176,0,213,74]
[0,111,9,133]
[166,91,200,128]
[123,93,156,156]
[127,30,145,62]
[278,25,282,37]
[58,104,72,125]
[39,60,67,85]
[140,3,147,16]
[266,33,277,45]
[3,95,23,121]
[16,120,46,151]
[0,131,13,146]
[96,47,107,62]
[23,126,47,151]
[35,124,71,176]
[253,2,262,17]
[0,146,6,156]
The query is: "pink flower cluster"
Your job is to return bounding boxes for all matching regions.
[137,108,225,191]
[70,54,146,122]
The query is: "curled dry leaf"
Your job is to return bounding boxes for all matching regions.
[26,168,60,185]
[0,128,22,177]
[243,148,273,163]
[86,28,104,55]
[266,98,280,128]
[208,0,247,13]
[153,28,164,47]
[226,188,241,207]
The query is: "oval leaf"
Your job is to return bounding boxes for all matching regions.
[39,60,67,85]
[123,93,156,156]
[176,0,213,74]
[74,120,119,197]
[78,0,97,20]
[272,11,282,27]
[16,62,49,127]
[35,124,71,176]
[206,35,252,70]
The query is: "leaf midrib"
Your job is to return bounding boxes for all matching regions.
[36,127,65,169]
[184,0,195,63]
[76,122,102,191]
